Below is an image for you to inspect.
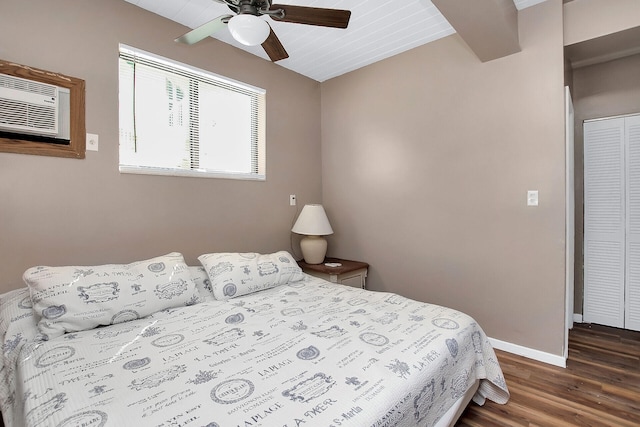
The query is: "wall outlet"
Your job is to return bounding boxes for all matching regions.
[86,133,99,151]
[527,190,539,206]
[289,195,297,206]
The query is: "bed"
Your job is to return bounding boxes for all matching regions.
[0,251,509,427]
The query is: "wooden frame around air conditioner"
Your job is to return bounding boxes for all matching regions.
[0,59,86,159]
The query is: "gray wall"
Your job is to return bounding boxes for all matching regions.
[0,0,322,290]
[321,0,567,355]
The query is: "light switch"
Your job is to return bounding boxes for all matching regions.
[527,190,539,206]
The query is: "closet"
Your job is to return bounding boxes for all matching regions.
[584,114,640,332]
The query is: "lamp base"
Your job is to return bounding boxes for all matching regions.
[300,235,328,264]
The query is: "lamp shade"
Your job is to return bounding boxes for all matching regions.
[228,14,270,46]
[292,204,334,236]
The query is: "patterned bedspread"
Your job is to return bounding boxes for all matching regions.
[0,274,508,427]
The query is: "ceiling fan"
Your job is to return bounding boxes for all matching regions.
[175,0,351,62]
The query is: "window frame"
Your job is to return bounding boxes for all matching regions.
[118,45,266,181]
[0,59,86,159]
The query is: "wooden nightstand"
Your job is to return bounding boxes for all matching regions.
[297,258,369,289]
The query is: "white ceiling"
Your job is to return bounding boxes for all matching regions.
[125,0,547,82]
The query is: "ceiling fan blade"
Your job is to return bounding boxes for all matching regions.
[270,4,351,29]
[261,26,289,62]
[175,15,233,45]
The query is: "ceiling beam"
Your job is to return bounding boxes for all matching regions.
[432,0,521,62]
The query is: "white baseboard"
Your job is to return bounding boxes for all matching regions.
[489,337,566,368]
[573,313,583,323]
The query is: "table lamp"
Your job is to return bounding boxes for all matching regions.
[291,204,334,264]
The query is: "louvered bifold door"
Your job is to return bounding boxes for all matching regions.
[626,115,640,332]
[584,118,626,328]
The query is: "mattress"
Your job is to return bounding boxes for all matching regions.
[0,274,509,427]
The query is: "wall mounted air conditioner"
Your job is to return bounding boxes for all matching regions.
[0,74,59,136]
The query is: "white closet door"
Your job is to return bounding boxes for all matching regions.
[625,115,640,331]
[584,118,625,328]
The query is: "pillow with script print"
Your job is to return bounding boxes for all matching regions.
[197,251,303,300]
[23,252,201,339]
[188,266,215,302]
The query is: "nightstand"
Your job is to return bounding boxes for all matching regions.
[297,258,369,289]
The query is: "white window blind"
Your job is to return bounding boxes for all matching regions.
[118,44,266,180]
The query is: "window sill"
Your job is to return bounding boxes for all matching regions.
[119,165,265,181]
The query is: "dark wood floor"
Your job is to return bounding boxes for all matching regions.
[456,323,640,426]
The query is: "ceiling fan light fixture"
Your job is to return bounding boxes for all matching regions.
[228,14,270,46]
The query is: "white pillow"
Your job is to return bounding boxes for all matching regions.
[197,251,304,300]
[188,266,214,301]
[23,253,201,339]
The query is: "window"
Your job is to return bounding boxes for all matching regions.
[118,45,265,180]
